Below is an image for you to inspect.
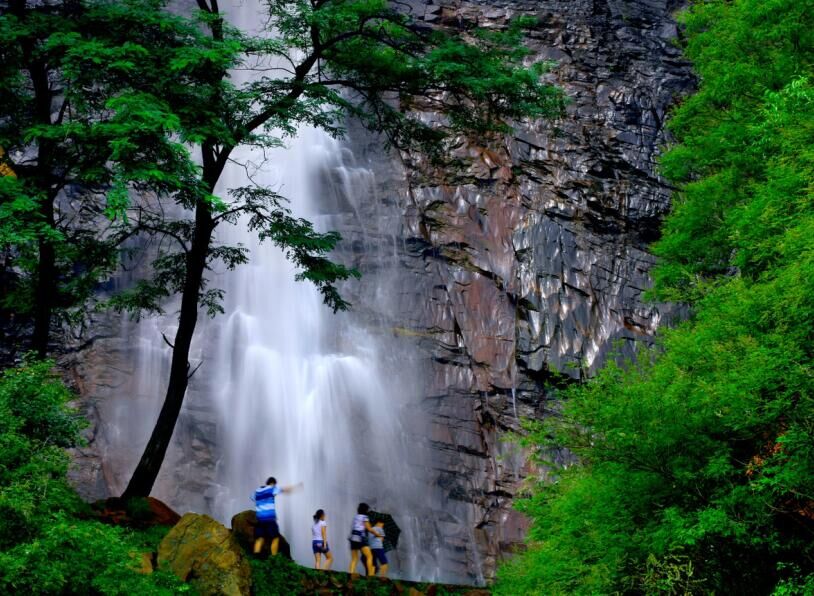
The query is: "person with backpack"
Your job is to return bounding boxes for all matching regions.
[348,502,382,576]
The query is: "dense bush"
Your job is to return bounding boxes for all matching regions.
[0,360,187,594]
[250,556,472,595]
[496,0,814,593]
[0,518,188,594]
[0,360,85,549]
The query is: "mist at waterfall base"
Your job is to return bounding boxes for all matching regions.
[96,0,463,583]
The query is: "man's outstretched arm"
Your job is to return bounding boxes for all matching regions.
[279,481,304,494]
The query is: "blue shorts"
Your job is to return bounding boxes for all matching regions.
[255,518,279,540]
[312,540,330,554]
[371,548,388,566]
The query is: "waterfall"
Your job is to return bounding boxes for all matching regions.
[208,126,419,575]
[99,0,447,581]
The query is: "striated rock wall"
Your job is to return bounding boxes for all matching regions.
[334,0,695,582]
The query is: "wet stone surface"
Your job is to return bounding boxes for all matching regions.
[332,0,695,582]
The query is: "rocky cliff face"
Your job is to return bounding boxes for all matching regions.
[66,0,695,585]
[335,0,695,582]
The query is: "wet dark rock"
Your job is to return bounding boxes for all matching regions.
[230,510,258,551]
[92,496,181,528]
[231,510,292,560]
[331,0,695,583]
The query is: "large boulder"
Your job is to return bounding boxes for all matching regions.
[231,509,292,559]
[229,510,257,551]
[158,513,251,596]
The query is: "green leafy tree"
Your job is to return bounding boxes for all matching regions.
[0,0,208,358]
[112,0,563,498]
[496,0,814,593]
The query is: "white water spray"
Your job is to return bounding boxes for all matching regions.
[208,125,415,573]
[101,0,443,580]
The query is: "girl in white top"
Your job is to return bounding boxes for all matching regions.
[311,509,333,570]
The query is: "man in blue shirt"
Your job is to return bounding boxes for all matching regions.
[252,476,302,556]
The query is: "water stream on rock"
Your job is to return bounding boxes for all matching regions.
[105,0,442,581]
[209,133,414,574]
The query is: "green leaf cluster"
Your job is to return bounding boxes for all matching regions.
[0,0,229,349]
[0,359,84,548]
[496,0,814,593]
[0,359,187,594]
[0,518,189,595]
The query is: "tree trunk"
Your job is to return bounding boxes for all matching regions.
[122,196,215,498]
[122,1,228,497]
[26,31,57,357]
[31,203,56,358]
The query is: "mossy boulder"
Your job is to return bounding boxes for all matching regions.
[229,510,257,551]
[158,513,250,596]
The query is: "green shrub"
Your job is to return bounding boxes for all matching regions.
[0,359,84,446]
[0,518,188,594]
[251,556,316,595]
[0,360,189,593]
[0,359,85,548]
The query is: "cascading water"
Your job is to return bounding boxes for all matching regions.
[101,0,447,581]
[208,126,419,574]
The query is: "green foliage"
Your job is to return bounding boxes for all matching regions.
[0,359,84,548]
[652,0,814,301]
[0,0,218,351]
[496,0,814,593]
[0,518,188,595]
[0,360,187,594]
[0,358,83,446]
[249,556,471,595]
[250,556,311,595]
[772,565,814,596]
